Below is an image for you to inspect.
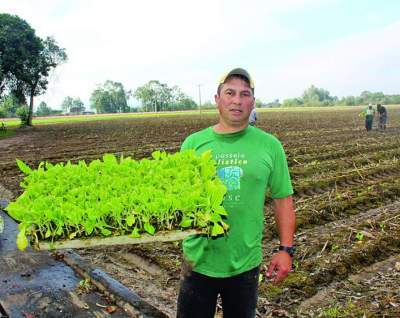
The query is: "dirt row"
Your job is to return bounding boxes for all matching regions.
[1,107,400,317]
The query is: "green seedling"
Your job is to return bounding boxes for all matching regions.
[331,244,340,252]
[355,232,364,242]
[7,150,229,250]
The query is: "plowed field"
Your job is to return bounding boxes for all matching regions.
[1,106,399,317]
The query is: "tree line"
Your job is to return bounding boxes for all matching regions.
[281,85,400,108]
[0,13,197,122]
[89,79,197,114]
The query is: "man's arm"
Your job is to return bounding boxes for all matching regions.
[266,195,296,285]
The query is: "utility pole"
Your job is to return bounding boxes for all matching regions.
[198,84,202,114]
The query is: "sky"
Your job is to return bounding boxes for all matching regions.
[1,0,400,109]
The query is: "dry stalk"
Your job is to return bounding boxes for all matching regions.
[319,240,329,255]
[352,162,364,180]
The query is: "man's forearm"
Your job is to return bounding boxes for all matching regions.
[273,196,296,246]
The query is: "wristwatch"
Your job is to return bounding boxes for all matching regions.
[279,245,296,258]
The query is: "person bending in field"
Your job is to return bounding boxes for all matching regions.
[377,104,387,131]
[177,68,296,318]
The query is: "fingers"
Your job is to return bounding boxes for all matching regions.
[273,265,290,285]
[265,252,292,285]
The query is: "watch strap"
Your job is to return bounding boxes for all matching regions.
[279,245,295,257]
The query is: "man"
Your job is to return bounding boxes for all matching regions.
[177,68,296,318]
[362,104,375,132]
[377,104,387,131]
[248,107,257,125]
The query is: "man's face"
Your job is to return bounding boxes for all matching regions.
[215,76,255,130]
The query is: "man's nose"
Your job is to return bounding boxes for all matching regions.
[232,94,241,105]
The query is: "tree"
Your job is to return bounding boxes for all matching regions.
[70,98,85,114]
[134,81,196,112]
[302,85,335,106]
[282,98,303,107]
[61,96,85,114]
[0,94,20,117]
[61,96,74,113]
[169,86,196,111]
[0,14,40,101]
[134,80,169,112]
[22,37,67,125]
[0,14,67,125]
[90,81,130,113]
[36,101,52,116]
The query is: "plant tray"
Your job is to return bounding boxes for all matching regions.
[34,229,200,251]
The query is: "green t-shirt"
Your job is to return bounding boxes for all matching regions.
[181,125,293,278]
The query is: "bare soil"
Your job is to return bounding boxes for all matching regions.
[1,108,400,317]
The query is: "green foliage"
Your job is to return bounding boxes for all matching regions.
[0,94,21,117]
[282,86,400,108]
[61,96,74,113]
[90,81,130,113]
[200,100,216,110]
[331,243,340,252]
[282,97,303,107]
[62,96,85,114]
[355,232,364,242]
[318,301,363,318]
[0,14,40,97]
[134,81,197,112]
[36,101,52,116]
[302,85,337,106]
[0,14,67,125]
[16,105,29,125]
[7,150,229,250]
[70,98,85,114]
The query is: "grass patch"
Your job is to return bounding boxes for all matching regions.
[319,301,366,318]
[0,129,16,139]
[1,110,218,127]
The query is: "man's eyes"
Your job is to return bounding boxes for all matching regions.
[224,90,251,97]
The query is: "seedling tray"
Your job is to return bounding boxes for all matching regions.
[34,229,200,250]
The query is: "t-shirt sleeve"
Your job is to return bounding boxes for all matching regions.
[268,140,293,199]
[180,135,193,151]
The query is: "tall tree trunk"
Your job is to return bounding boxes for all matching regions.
[27,86,35,126]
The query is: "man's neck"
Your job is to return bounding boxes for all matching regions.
[213,122,248,133]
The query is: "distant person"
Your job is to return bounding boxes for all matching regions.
[361,104,375,132]
[248,108,257,126]
[376,104,387,131]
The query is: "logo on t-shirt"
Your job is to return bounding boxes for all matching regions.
[217,166,243,191]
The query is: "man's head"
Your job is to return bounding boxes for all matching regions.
[214,68,255,132]
[217,68,254,96]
